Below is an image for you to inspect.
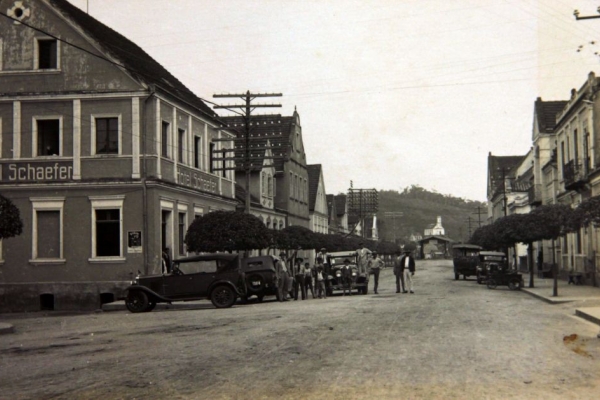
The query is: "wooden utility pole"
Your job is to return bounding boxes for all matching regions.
[472,206,485,228]
[384,212,404,243]
[212,91,282,214]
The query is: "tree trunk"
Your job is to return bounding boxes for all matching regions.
[552,239,558,297]
[528,242,535,288]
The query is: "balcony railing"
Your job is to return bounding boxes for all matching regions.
[562,157,589,191]
[527,184,542,205]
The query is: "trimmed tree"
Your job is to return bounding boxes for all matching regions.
[571,195,600,228]
[0,194,23,240]
[185,211,271,253]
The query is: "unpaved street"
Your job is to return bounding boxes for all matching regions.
[1,259,600,399]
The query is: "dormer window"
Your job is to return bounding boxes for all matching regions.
[36,38,58,69]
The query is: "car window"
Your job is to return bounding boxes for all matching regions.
[484,256,505,262]
[247,261,263,268]
[177,260,218,274]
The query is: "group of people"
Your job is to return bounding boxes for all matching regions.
[272,244,417,300]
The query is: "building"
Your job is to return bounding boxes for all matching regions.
[0,0,238,311]
[423,216,445,236]
[307,164,328,234]
[486,153,525,222]
[329,194,349,234]
[220,111,310,229]
[326,194,339,234]
[419,235,452,259]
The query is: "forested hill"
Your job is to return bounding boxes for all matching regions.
[376,186,487,244]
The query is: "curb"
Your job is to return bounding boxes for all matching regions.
[102,302,214,312]
[575,309,600,326]
[0,323,15,334]
[520,288,575,304]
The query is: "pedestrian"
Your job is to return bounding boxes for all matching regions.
[277,252,291,301]
[293,257,306,300]
[303,262,315,299]
[399,250,416,293]
[315,261,327,299]
[356,242,372,276]
[316,247,328,265]
[368,251,384,294]
[161,248,172,274]
[393,251,404,293]
[342,258,353,296]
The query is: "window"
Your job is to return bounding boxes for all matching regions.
[161,121,170,158]
[573,128,579,162]
[262,172,267,195]
[178,128,185,163]
[37,119,60,156]
[31,198,65,263]
[37,39,57,69]
[269,176,274,197]
[289,172,293,196]
[194,136,202,169]
[95,117,118,154]
[96,210,120,257]
[178,212,187,256]
[90,196,124,261]
[210,143,216,173]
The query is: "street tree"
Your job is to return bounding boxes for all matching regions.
[0,194,23,240]
[185,210,271,253]
[571,195,600,228]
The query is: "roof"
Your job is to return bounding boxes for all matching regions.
[419,235,453,243]
[49,0,217,120]
[479,251,506,257]
[334,194,347,216]
[234,183,261,207]
[534,98,567,133]
[307,164,322,211]
[218,114,295,171]
[452,244,482,250]
[327,194,336,220]
[488,154,525,197]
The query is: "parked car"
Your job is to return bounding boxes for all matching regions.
[452,244,482,280]
[240,256,279,302]
[125,254,247,312]
[486,262,523,290]
[476,251,508,284]
[325,251,369,295]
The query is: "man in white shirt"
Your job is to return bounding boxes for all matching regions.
[399,250,416,293]
[356,242,372,276]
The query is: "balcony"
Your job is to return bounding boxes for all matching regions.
[527,184,542,206]
[562,158,589,191]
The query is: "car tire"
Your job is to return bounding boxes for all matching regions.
[463,275,467,280]
[477,276,482,284]
[363,285,368,295]
[246,274,265,293]
[144,301,156,312]
[257,294,265,302]
[487,279,497,289]
[508,280,521,291]
[454,273,459,280]
[211,285,237,308]
[125,290,149,313]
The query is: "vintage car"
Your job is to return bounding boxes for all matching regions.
[240,256,279,302]
[325,251,369,295]
[476,251,508,284]
[125,254,247,312]
[486,262,523,291]
[452,244,482,280]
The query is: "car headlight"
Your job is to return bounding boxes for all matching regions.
[336,273,341,277]
[352,272,356,276]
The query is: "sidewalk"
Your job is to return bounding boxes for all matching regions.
[520,273,600,326]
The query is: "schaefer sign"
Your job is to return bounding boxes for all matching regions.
[1,161,73,182]
[177,165,218,194]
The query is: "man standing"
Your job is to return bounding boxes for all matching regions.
[277,252,291,301]
[293,257,306,300]
[399,250,416,293]
[315,259,327,299]
[393,251,404,293]
[356,242,372,276]
[303,262,315,299]
[368,251,384,294]
[342,258,353,296]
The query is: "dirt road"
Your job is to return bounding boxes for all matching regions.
[1,259,599,399]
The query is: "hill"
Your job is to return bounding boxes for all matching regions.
[376,186,486,244]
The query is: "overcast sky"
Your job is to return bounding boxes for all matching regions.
[70,0,600,201]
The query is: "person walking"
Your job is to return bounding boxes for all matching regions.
[303,262,315,299]
[399,250,416,293]
[368,251,384,294]
[342,258,353,296]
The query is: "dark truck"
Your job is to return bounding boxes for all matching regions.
[125,253,280,312]
[452,244,482,280]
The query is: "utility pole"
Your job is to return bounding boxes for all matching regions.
[212,91,282,214]
[498,166,512,217]
[384,212,404,243]
[464,216,473,241]
[472,206,485,228]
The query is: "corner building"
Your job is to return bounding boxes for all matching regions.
[0,0,237,311]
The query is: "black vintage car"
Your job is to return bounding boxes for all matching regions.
[240,256,279,302]
[125,254,247,312]
[452,244,482,280]
[476,251,508,284]
[325,251,369,295]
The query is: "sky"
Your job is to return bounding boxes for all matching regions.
[69,0,600,201]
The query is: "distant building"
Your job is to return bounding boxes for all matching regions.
[307,164,328,234]
[424,216,445,236]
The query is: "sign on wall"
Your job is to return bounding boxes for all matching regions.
[1,161,73,182]
[127,231,143,253]
[177,165,219,194]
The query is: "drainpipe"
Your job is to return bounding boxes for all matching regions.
[141,85,156,274]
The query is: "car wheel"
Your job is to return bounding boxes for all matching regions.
[477,277,482,284]
[144,301,156,312]
[454,273,459,280]
[326,287,333,297]
[363,285,368,295]
[463,275,467,280]
[211,285,236,308]
[487,279,497,289]
[246,274,265,293]
[257,294,265,303]
[125,290,149,313]
[508,280,521,291]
